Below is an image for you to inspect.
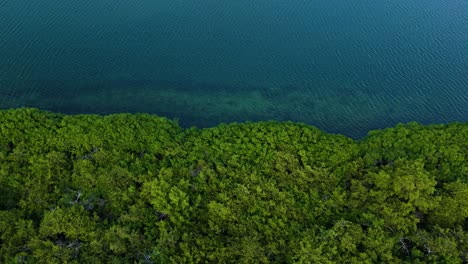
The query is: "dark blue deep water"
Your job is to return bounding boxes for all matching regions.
[1,0,467,138]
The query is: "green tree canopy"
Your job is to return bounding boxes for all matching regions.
[0,108,466,263]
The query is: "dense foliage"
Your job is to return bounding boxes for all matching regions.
[0,108,466,263]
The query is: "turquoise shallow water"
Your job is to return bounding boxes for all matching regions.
[0,0,467,138]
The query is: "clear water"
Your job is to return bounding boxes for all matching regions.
[0,0,467,138]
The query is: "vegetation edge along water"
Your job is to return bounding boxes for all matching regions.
[0,108,467,263]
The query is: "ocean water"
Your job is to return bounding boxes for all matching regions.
[0,0,467,138]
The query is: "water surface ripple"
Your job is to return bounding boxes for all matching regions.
[0,0,467,138]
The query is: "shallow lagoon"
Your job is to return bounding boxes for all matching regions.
[0,0,467,138]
